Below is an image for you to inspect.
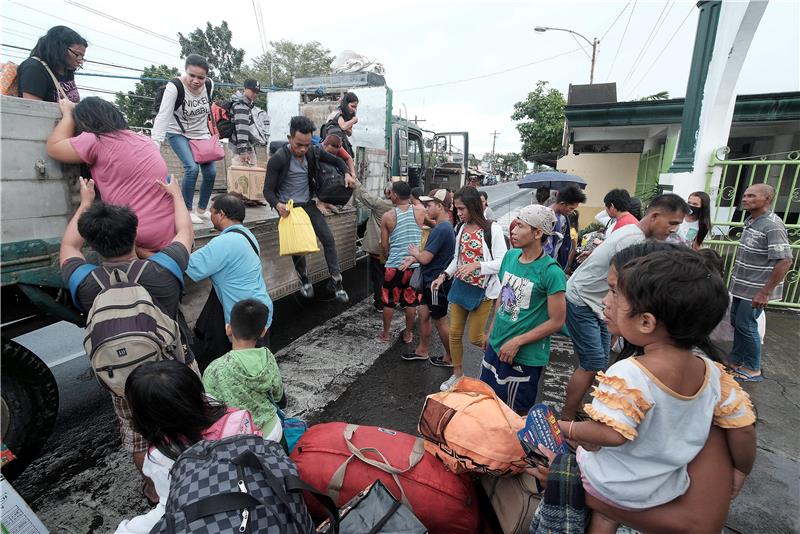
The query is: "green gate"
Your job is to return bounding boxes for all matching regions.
[704,148,800,308]
[636,145,665,198]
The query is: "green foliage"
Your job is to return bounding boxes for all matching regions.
[177,21,245,83]
[511,81,566,162]
[115,64,180,128]
[639,91,670,101]
[482,152,526,173]
[247,40,334,89]
[578,222,604,242]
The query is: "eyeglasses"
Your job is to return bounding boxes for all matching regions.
[67,48,85,61]
[186,72,207,81]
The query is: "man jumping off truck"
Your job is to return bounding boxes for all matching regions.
[263,115,355,303]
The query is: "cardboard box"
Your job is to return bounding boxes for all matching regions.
[227,165,266,201]
[1,475,48,533]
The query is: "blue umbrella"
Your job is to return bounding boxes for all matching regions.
[518,171,587,190]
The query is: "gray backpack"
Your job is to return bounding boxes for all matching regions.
[152,434,339,533]
[83,262,184,397]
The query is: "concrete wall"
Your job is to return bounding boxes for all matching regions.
[557,145,640,227]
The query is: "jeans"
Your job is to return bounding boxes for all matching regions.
[565,300,611,372]
[167,133,217,210]
[729,297,763,371]
[448,299,494,367]
[291,201,340,278]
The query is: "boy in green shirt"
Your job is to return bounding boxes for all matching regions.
[202,299,285,441]
[480,205,567,414]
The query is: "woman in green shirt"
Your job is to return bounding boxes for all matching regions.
[480,204,567,414]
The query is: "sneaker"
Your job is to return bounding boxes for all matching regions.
[190,213,203,224]
[196,209,211,220]
[429,355,453,368]
[401,353,428,361]
[440,375,460,392]
[299,274,314,299]
[332,275,349,303]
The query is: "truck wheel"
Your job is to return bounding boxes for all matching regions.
[1,338,59,481]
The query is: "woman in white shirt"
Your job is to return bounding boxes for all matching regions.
[674,191,712,249]
[151,54,217,225]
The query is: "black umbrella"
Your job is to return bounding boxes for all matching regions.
[518,171,587,190]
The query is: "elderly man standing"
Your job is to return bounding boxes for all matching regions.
[729,183,792,383]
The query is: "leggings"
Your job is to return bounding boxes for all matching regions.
[448,299,495,367]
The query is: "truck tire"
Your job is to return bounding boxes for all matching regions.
[1,338,59,481]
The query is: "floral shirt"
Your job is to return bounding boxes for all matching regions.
[458,228,486,287]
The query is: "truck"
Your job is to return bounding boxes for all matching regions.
[0,72,468,480]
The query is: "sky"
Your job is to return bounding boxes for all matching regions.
[2,0,798,156]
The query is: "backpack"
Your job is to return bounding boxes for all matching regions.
[210,99,235,139]
[250,106,271,146]
[151,434,340,534]
[152,77,213,120]
[83,262,184,397]
[316,161,353,206]
[0,61,18,96]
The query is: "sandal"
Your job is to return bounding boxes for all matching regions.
[733,369,764,382]
[429,355,453,368]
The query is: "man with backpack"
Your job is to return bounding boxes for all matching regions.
[60,176,194,502]
[229,79,263,165]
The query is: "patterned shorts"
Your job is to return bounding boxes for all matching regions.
[382,267,420,308]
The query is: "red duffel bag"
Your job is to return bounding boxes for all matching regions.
[291,422,480,534]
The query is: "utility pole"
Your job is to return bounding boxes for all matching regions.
[489,130,500,172]
[590,37,598,84]
[535,27,599,84]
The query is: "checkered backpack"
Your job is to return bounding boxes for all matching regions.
[152,434,339,533]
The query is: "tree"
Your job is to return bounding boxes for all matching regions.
[115,64,180,128]
[511,81,566,162]
[639,91,670,101]
[178,21,245,83]
[247,40,334,89]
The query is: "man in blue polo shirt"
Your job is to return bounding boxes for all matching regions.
[187,193,273,369]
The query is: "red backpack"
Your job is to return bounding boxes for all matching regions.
[209,100,235,139]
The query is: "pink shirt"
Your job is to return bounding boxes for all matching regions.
[611,212,639,233]
[70,130,175,252]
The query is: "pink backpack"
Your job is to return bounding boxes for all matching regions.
[203,408,263,440]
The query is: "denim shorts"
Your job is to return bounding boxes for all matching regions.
[565,300,610,372]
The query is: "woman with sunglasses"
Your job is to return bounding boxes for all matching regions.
[18,25,86,103]
[151,54,217,224]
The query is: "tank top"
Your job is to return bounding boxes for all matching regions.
[386,206,422,268]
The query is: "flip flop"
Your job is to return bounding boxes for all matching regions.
[401,353,428,362]
[429,355,454,368]
[733,369,764,382]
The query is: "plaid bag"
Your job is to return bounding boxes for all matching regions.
[152,434,339,533]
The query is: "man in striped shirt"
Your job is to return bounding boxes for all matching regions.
[729,183,792,382]
[230,79,263,165]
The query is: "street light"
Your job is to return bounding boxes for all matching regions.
[534,26,599,84]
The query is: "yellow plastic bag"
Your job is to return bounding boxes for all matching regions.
[279,200,320,256]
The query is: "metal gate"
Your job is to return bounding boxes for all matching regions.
[704,148,800,308]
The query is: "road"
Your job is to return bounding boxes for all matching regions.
[9,182,531,532]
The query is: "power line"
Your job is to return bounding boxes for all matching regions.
[570,33,592,60]
[605,0,637,81]
[395,47,584,93]
[621,0,673,84]
[600,1,632,41]
[252,0,268,56]
[1,43,144,72]
[626,5,696,99]
[64,0,179,44]
[79,85,154,100]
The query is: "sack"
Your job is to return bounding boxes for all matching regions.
[210,100,235,139]
[189,135,225,164]
[279,200,320,256]
[317,161,353,205]
[0,61,18,96]
[83,262,184,397]
[418,377,527,476]
[152,77,212,118]
[151,434,339,533]
[317,480,427,534]
[479,473,540,534]
[447,278,486,311]
[292,423,479,534]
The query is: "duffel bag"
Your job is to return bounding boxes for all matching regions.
[479,472,540,534]
[418,376,527,475]
[317,161,353,205]
[291,422,478,534]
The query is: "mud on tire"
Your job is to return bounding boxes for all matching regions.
[1,338,59,481]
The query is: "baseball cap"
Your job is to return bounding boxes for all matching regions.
[419,189,453,209]
[515,204,556,235]
[243,79,261,93]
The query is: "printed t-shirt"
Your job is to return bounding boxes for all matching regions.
[489,250,566,366]
[17,58,79,102]
[421,221,455,286]
[458,228,485,287]
[70,130,175,252]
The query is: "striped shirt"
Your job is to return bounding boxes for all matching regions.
[729,212,792,301]
[386,206,422,268]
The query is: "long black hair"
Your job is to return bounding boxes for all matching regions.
[73,97,128,136]
[689,191,712,246]
[339,92,359,120]
[30,26,87,73]
[126,361,228,460]
[454,186,490,234]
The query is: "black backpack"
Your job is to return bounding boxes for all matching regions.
[316,161,353,206]
[152,434,339,533]
[152,78,213,120]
